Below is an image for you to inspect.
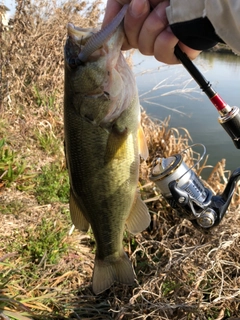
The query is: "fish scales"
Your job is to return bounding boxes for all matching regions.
[64,7,150,295]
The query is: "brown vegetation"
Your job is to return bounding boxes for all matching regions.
[1,1,240,319]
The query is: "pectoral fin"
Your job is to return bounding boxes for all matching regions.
[69,189,89,232]
[138,125,149,160]
[126,193,150,235]
[104,125,128,163]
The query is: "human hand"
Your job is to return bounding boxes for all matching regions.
[102,0,201,64]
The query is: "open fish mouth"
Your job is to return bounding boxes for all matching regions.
[65,4,128,66]
[67,23,94,43]
[66,24,103,66]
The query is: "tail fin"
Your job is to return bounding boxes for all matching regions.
[92,249,135,295]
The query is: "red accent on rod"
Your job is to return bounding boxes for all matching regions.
[210,94,227,111]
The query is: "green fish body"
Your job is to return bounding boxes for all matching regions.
[64,19,150,294]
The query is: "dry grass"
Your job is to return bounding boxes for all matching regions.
[1,1,240,319]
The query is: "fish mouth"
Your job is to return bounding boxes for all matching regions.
[67,23,94,44]
[65,23,104,67]
[66,5,127,67]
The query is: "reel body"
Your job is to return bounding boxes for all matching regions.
[149,146,240,232]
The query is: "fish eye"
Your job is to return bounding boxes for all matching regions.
[68,57,84,68]
[68,58,77,68]
[104,91,110,98]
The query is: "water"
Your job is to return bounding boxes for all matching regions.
[133,50,240,175]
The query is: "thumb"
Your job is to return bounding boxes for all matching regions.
[102,0,130,27]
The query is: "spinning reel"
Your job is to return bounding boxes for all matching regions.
[149,46,240,232]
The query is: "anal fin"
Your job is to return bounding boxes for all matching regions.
[69,189,89,232]
[126,193,150,235]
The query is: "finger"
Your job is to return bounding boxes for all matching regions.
[178,43,202,60]
[102,0,130,27]
[138,1,169,55]
[122,0,150,50]
[153,28,201,64]
[153,27,180,64]
[149,0,168,9]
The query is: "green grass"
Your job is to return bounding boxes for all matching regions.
[34,129,61,155]
[33,85,56,110]
[4,207,70,265]
[0,200,25,215]
[0,138,27,185]
[21,217,69,265]
[0,206,73,319]
[161,280,181,296]
[35,162,69,205]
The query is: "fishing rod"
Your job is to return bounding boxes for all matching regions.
[174,45,240,148]
[149,45,240,233]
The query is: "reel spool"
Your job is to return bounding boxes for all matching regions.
[149,145,216,229]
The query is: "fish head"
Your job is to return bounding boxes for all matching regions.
[64,22,140,127]
[64,23,125,96]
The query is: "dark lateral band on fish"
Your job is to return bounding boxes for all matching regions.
[77,4,128,63]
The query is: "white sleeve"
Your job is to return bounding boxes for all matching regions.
[166,0,240,55]
[205,0,240,55]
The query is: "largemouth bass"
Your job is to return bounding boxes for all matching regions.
[64,5,150,295]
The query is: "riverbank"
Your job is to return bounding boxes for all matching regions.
[1,1,240,319]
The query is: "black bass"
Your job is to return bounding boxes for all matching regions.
[64,5,150,295]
